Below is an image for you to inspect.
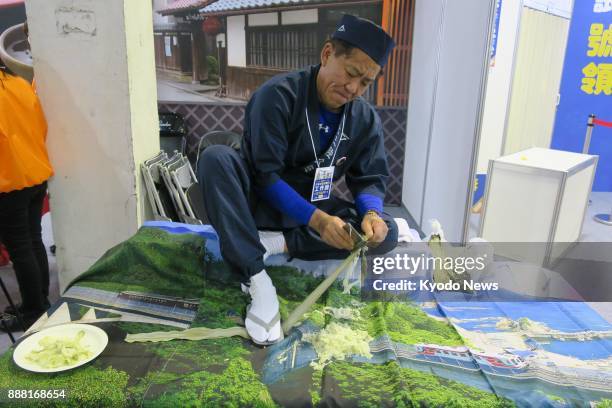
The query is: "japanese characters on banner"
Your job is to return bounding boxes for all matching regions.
[551,0,611,191]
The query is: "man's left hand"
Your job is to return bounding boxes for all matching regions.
[361,211,388,247]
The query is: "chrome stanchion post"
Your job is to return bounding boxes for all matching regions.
[586,114,612,226]
[583,114,595,154]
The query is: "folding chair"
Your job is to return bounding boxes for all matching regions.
[142,151,182,222]
[166,155,204,225]
[178,131,243,223]
[141,151,171,221]
[194,130,242,172]
[144,131,242,225]
[159,152,188,221]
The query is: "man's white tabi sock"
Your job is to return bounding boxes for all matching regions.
[241,232,286,295]
[258,230,286,259]
[245,269,282,344]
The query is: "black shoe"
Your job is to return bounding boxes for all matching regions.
[4,299,50,315]
[0,310,44,333]
[3,303,22,315]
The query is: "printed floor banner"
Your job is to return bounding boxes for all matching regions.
[2,222,611,407]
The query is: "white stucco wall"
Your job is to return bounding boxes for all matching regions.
[282,9,318,25]
[248,12,277,26]
[25,0,159,290]
[227,15,246,67]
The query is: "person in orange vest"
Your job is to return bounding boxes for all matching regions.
[0,57,53,331]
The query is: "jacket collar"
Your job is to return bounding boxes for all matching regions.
[306,64,351,152]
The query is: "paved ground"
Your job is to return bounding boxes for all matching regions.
[156,78,243,104]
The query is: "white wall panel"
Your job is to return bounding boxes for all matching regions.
[503,8,570,155]
[477,0,523,173]
[402,0,444,225]
[403,0,495,242]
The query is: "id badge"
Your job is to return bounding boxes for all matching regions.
[311,166,334,202]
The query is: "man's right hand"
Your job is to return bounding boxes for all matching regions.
[308,209,354,250]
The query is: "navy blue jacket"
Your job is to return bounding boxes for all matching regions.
[241,64,389,228]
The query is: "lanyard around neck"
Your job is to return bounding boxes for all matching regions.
[305,107,347,168]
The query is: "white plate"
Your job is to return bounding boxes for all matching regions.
[13,323,108,373]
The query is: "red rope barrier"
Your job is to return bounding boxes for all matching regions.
[593,118,612,128]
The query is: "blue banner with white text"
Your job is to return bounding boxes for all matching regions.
[551,0,612,191]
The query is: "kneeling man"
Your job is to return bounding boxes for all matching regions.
[198,15,398,345]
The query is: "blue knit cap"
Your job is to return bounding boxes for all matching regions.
[331,14,396,67]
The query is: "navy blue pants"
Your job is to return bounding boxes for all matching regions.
[198,145,398,281]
